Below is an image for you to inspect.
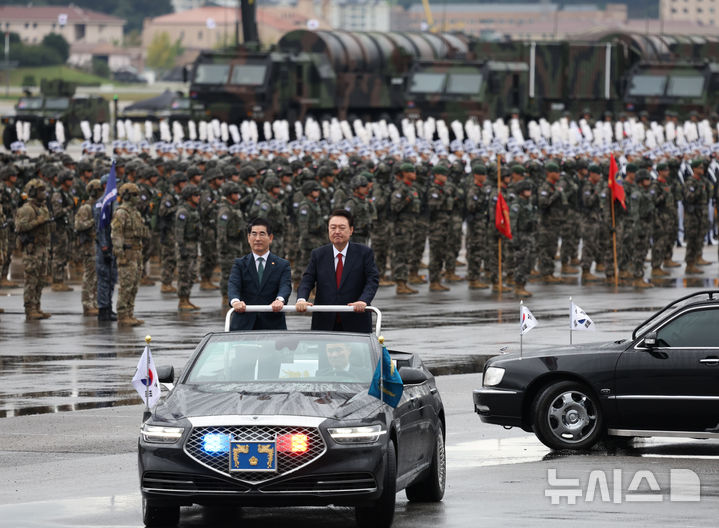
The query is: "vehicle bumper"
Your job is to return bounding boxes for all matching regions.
[473,387,524,428]
[139,440,385,507]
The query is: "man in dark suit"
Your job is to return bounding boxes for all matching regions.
[295,209,379,333]
[315,342,368,381]
[228,218,292,331]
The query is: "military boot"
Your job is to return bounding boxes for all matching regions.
[514,283,532,297]
[118,312,141,327]
[685,264,704,275]
[455,260,466,267]
[160,283,177,293]
[633,278,654,289]
[200,279,219,290]
[140,276,155,286]
[570,258,581,266]
[188,297,201,311]
[98,307,117,322]
[0,278,17,288]
[697,257,712,266]
[408,272,426,285]
[651,267,669,277]
[619,270,632,279]
[378,276,395,287]
[429,281,450,292]
[542,274,562,283]
[130,311,145,325]
[663,259,681,268]
[395,281,418,295]
[83,306,99,316]
[444,272,464,282]
[492,282,509,293]
[51,282,73,292]
[178,297,195,311]
[25,310,46,321]
[560,264,579,274]
[504,274,515,286]
[468,280,490,289]
[581,271,602,282]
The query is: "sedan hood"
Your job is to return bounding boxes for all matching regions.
[155,383,383,422]
[493,339,628,363]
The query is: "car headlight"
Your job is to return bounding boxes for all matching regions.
[328,425,385,444]
[483,367,505,387]
[141,423,184,444]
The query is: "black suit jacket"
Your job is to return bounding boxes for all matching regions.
[297,242,379,333]
[227,253,292,331]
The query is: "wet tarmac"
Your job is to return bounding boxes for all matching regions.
[0,246,717,417]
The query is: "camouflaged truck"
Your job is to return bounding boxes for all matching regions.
[1,79,110,150]
[610,33,719,121]
[120,89,206,139]
[190,30,466,124]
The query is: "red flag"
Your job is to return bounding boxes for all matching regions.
[608,154,626,210]
[495,192,512,239]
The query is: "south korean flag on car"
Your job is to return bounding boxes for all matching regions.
[132,345,161,408]
[570,302,596,331]
[520,303,538,336]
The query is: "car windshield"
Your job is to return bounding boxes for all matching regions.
[628,74,667,96]
[194,63,231,84]
[409,72,447,93]
[446,73,483,95]
[667,75,704,97]
[44,97,70,110]
[17,97,43,110]
[229,64,267,86]
[186,333,376,384]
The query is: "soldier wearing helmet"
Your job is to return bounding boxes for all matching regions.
[74,179,103,316]
[15,179,52,320]
[111,183,148,326]
[294,179,323,288]
[217,181,246,306]
[0,165,21,287]
[157,172,188,293]
[50,170,76,292]
[248,174,285,258]
[175,184,202,311]
[342,173,373,245]
[198,167,225,292]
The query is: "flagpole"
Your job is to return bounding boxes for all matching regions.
[519,300,523,359]
[144,335,151,418]
[569,296,573,345]
[379,335,384,405]
[497,155,502,296]
[609,155,619,288]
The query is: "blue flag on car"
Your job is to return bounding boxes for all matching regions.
[98,160,117,230]
[368,345,403,408]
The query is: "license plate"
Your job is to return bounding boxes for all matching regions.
[229,440,277,472]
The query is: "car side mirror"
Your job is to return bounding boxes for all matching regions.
[157,365,175,383]
[643,331,658,348]
[399,366,428,385]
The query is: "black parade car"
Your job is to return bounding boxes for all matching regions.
[474,291,719,450]
[138,306,445,527]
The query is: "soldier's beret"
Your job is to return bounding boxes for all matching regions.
[691,158,704,168]
[588,164,601,173]
[656,162,668,171]
[472,164,487,175]
[511,164,525,174]
[626,163,638,173]
[545,162,560,173]
[432,165,449,176]
[399,162,416,173]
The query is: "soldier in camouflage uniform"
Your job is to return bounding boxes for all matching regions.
[579,165,604,282]
[176,184,202,311]
[0,199,5,308]
[536,163,564,282]
[137,167,160,286]
[391,164,421,294]
[343,173,373,246]
[111,183,149,326]
[619,164,639,279]
[487,171,512,291]
[157,173,187,293]
[444,162,466,282]
[217,182,246,307]
[74,179,103,316]
[408,164,429,285]
[295,180,324,288]
[509,180,536,297]
[631,170,654,288]
[371,163,393,286]
[426,165,453,292]
[0,166,20,287]
[683,159,709,275]
[50,171,76,291]
[15,179,52,320]
[249,175,285,258]
[559,161,581,274]
[465,164,491,289]
[199,168,224,290]
[650,162,675,276]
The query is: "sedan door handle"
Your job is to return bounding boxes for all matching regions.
[699,357,719,365]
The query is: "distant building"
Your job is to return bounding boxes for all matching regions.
[0,5,124,45]
[326,0,391,32]
[660,0,719,27]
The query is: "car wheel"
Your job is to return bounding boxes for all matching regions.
[533,381,603,450]
[142,496,180,527]
[356,439,396,528]
[405,426,446,502]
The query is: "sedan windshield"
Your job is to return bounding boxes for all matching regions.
[186,333,376,384]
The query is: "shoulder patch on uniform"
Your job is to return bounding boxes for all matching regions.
[220,214,228,221]
[431,193,439,199]
[541,191,548,195]
[261,203,269,211]
[165,201,172,207]
[511,204,519,212]
[299,208,308,215]
[178,213,186,220]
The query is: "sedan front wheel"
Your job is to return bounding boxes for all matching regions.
[533,380,603,450]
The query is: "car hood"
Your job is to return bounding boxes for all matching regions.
[155,383,383,423]
[492,339,628,363]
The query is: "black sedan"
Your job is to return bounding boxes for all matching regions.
[474,290,719,450]
[139,330,445,527]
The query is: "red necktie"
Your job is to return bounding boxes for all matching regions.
[336,253,343,288]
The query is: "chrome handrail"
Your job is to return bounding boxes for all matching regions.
[224,305,382,335]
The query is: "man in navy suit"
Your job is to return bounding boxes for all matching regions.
[295,209,379,333]
[228,218,292,331]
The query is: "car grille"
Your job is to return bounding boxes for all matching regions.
[260,473,377,493]
[142,471,250,493]
[185,426,326,483]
